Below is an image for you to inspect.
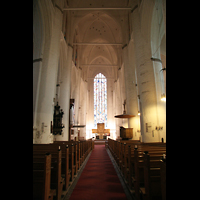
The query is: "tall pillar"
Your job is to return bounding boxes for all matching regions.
[152,59,166,142]
[86,79,94,139]
[122,41,141,140]
[114,72,125,138]
[34,3,63,144]
[132,8,160,142]
[33,0,44,142]
[150,0,166,142]
[107,79,114,128]
[54,39,73,141]
[79,79,87,139]
[162,0,166,37]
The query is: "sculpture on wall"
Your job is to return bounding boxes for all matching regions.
[53,102,65,135]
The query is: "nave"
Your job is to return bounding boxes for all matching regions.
[33,0,166,144]
[33,1,166,198]
[68,145,129,200]
[33,139,166,200]
[33,140,130,200]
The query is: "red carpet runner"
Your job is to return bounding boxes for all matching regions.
[69,145,128,200]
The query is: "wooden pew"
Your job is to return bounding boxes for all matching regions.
[129,147,165,199]
[107,138,166,200]
[140,151,165,200]
[51,143,76,184]
[54,139,93,172]
[61,145,70,191]
[54,140,92,171]
[108,138,141,170]
[54,141,80,166]
[33,147,64,200]
[51,148,63,200]
[33,139,93,199]
[160,157,166,200]
[54,142,78,177]
[33,153,55,200]
[66,143,75,182]
[129,148,165,200]
[33,144,70,191]
[53,139,93,184]
[82,139,92,159]
[124,143,165,179]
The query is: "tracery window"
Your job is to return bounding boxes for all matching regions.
[94,73,107,128]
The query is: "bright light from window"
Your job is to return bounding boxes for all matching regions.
[94,73,107,128]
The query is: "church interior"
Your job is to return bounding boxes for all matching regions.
[33,0,166,199]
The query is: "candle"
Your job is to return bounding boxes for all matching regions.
[135,145,137,148]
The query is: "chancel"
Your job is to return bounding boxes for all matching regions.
[33,0,166,199]
[92,123,110,139]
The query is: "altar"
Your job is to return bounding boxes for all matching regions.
[92,123,110,139]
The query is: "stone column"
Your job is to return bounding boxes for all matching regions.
[131,8,160,142]
[79,79,87,140]
[33,0,44,142]
[86,79,94,139]
[122,41,141,140]
[34,3,63,144]
[152,59,166,142]
[54,39,73,141]
[162,0,166,37]
[107,79,114,128]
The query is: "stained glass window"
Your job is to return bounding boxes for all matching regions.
[94,73,107,128]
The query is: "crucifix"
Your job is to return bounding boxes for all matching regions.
[92,123,110,139]
[123,99,126,114]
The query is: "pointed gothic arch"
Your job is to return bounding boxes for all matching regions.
[94,73,107,128]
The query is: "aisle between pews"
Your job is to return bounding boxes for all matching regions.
[33,139,93,200]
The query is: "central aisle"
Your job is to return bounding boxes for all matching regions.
[69,145,128,200]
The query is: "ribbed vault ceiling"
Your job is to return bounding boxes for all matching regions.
[68,0,130,81]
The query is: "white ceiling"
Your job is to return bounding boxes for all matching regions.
[67,0,130,81]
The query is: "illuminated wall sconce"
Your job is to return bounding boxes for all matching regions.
[138,111,140,115]
[161,93,166,101]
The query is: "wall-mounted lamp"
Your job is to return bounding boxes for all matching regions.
[161,93,166,102]
[138,111,140,115]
